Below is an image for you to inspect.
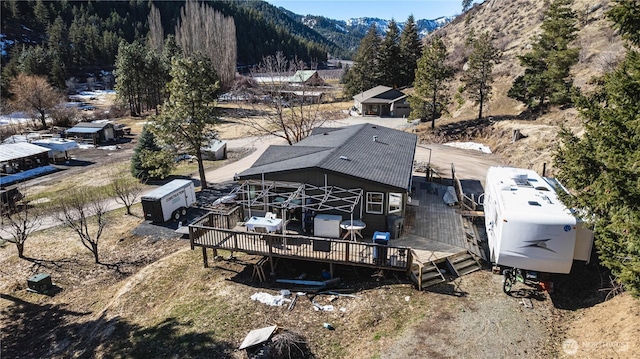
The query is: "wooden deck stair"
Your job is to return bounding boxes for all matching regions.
[410,260,446,290]
[446,252,482,277]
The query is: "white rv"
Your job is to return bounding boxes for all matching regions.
[141,179,196,223]
[483,166,593,274]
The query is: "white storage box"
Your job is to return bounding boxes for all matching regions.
[314,214,342,238]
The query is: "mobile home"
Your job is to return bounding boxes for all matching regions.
[483,166,593,274]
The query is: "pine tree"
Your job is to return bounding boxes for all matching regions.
[399,15,422,87]
[153,54,221,189]
[115,41,147,116]
[554,0,640,297]
[131,125,173,181]
[377,19,401,88]
[461,31,501,120]
[462,0,473,13]
[46,16,68,88]
[409,37,454,129]
[343,24,381,98]
[508,0,579,112]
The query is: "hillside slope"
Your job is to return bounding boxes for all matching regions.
[424,0,623,175]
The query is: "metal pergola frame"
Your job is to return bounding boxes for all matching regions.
[228,179,364,239]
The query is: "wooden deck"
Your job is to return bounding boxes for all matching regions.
[397,176,474,262]
[190,221,411,271]
[188,175,484,277]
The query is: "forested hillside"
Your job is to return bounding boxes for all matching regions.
[0,0,332,94]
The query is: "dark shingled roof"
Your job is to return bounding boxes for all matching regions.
[239,123,417,190]
[353,85,407,104]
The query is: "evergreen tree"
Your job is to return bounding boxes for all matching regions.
[508,0,579,112]
[47,16,69,88]
[153,54,221,189]
[377,19,401,88]
[461,31,501,120]
[131,125,174,181]
[554,0,640,297]
[399,15,422,87]
[409,37,454,129]
[462,0,473,13]
[115,41,167,116]
[115,41,147,116]
[343,24,381,98]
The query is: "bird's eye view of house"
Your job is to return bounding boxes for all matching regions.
[188,123,483,288]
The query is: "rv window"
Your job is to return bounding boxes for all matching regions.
[528,201,541,206]
[366,192,384,214]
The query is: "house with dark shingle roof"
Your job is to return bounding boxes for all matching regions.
[353,85,410,118]
[236,123,417,235]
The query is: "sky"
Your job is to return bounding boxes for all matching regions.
[264,0,472,22]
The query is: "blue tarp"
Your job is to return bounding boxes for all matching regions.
[0,165,57,186]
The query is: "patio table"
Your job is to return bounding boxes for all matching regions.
[340,219,366,240]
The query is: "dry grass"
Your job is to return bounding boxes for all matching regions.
[422,0,621,173]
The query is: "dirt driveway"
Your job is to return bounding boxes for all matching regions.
[209,116,505,185]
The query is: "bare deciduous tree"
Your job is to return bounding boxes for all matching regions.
[243,52,345,145]
[56,187,110,264]
[0,192,41,259]
[8,73,64,129]
[148,4,164,54]
[175,0,237,89]
[111,175,144,216]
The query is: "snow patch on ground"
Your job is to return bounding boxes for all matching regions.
[443,141,492,154]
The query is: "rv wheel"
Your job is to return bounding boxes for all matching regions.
[180,207,187,216]
[503,271,514,295]
[173,210,181,221]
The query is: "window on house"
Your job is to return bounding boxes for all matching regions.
[366,192,384,214]
[389,193,402,213]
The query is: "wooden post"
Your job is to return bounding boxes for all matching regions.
[202,247,209,268]
[345,242,350,262]
[330,262,334,278]
[268,236,275,275]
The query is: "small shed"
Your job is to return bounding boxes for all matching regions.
[288,70,325,86]
[66,122,116,145]
[202,139,227,160]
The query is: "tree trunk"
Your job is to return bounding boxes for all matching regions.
[196,149,207,189]
[16,242,25,258]
[92,243,100,264]
[431,91,437,130]
[478,91,484,120]
[39,111,47,129]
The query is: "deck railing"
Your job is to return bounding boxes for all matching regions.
[189,212,412,271]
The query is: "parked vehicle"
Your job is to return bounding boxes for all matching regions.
[141,179,196,223]
[483,166,594,274]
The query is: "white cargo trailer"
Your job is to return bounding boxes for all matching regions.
[141,179,196,223]
[483,166,593,274]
